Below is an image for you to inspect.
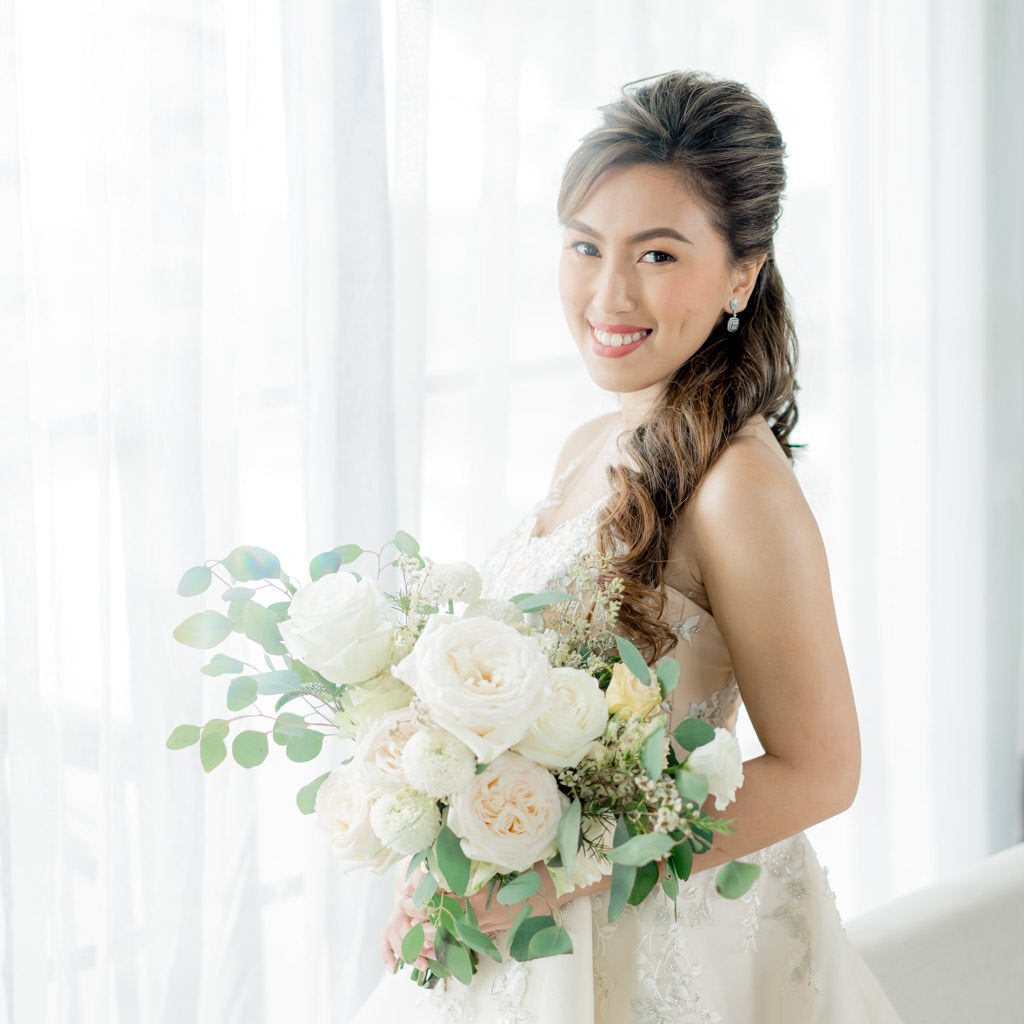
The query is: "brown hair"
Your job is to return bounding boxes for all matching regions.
[558,71,799,661]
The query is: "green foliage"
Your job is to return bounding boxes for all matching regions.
[406,848,430,879]
[336,544,362,564]
[614,635,650,684]
[607,817,635,921]
[285,729,323,763]
[200,719,229,772]
[509,914,556,962]
[670,839,693,881]
[506,902,533,949]
[512,590,575,613]
[453,920,501,962]
[436,826,471,896]
[174,610,234,650]
[628,861,660,906]
[240,602,286,654]
[641,723,665,781]
[232,730,269,768]
[250,669,301,695]
[296,771,329,815]
[605,831,676,867]
[201,653,245,676]
[177,565,212,597]
[401,922,425,963]
[675,768,709,806]
[716,860,761,899]
[273,712,307,745]
[226,676,258,711]
[393,530,420,557]
[166,724,200,749]
[412,871,438,909]
[223,546,281,582]
[673,717,715,751]
[438,941,473,985]
[556,799,581,879]
[309,550,342,580]
[656,658,680,698]
[525,924,573,959]
[496,870,541,905]
[661,865,679,900]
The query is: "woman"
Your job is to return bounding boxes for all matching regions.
[355,71,901,1023]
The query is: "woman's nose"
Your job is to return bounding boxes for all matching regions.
[592,259,637,317]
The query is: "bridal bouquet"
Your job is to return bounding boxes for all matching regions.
[168,533,759,987]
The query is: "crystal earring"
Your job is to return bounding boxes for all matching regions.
[726,298,740,333]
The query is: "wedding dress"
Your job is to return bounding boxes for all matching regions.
[351,482,902,1023]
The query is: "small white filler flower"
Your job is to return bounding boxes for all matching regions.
[401,727,477,799]
[369,787,442,856]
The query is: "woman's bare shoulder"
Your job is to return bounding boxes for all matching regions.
[549,411,619,482]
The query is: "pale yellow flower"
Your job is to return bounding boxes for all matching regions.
[605,662,661,719]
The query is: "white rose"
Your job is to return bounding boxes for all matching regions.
[447,752,567,873]
[334,674,413,739]
[315,762,397,873]
[683,727,744,810]
[369,787,442,855]
[419,562,483,604]
[393,615,551,763]
[353,707,419,790]
[401,727,477,798]
[280,572,394,685]
[512,667,609,769]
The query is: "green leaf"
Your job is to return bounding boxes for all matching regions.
[166,724,200,749]
[310,550,342,580]
[222,546,281,582]
[436,826,471,896]
[250,669,301,695]
[497,870,541,905]
[675,768,709,806]
[232,730,269,768]
[406,848,430,879]
[454,920,501,962]
[173,610,235,650]
[506,901,533,947]
[222,586,256,601]
[393,530,420,557]
[556,799,582,880]
[335,544,362,564]
[661,866,679,900]
[241,602,286,654]
[226,675,258,711]
[296,771,329,814]
[275,691,307,712]
[656,658,680,698]
[412,871,438,909]
[614,635,651,684]
[401,922,425,963]
[716,860,761,899]
[670,840,693,881]
[285,729,324,763]
[509,914,555,962]
[177,565,212,597]
[200,653,245,677]
[202,718,230,740]
[199,733,227,772]
[273,712,307,745]
[438,941,473,985]
[607,817,635,922]
[513,590,575,613]
[628,861,660,906]
[641,723,665,780]
[606,831,676,867]
[526,924,573,959]
[673,717,715,751]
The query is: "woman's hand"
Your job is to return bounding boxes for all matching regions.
[381,863,435,973]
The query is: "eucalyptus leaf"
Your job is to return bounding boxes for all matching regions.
[166,724,200,749]
[226,675,258,711]
[177,565,212,597]
[251,669,301,695]
[173,610,234,650]
[200,653,245,677]
[436,826,471,896]
[614,635,651,684]
[406,848,430,879]
[266,602,290,621]
[296,771,329,815]
[556,799,582,880]
[607,817,635,922]
[309,550,342,580]
[605,831,676,867]
[401,922,425,964]
[673,717,715,751]
[199,734,227,772]
[275,691,306,712]
[496,870,541,906]
[438,939,473,985]
[222,545,281,582]
[335,544,362,564]
[222,586,255,601]
[232,730,269,768]
[641,724,665,781]
[285,729,324,763]
[273,712,307,745]
[241,602,286,655]
[662,866,680,900]
[716,860,761,899]
[513,590,575,613]
[424,958,450,980]
[202,718,230,740]
[509,914,555,962]
[412,871,438,909]
[670,840,694,881]
[526,924,573,959]
[675,768,709,806]
[454,920,501,962]
[506,901,533,948]
[656,658,680,697]
[628,861,660,906]
[393,530,420,557]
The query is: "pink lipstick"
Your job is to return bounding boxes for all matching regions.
[588,321,652,358]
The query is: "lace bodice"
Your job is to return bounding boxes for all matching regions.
[479,479,741,734]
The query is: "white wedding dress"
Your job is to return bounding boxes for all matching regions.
[351,485,903,1023]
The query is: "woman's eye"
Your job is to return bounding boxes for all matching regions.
[639,250,675,264]
[570,240,600,257]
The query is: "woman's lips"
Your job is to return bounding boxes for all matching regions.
[588,322,652,358]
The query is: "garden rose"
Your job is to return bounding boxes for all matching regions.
[352,707,419,791]
[447,752,568,873]
[392,615,551,762]
[684,727,744,810]
[512,667,608,769]
[280,571,393,685]
[605,662,662,719]
[315,762,397,873]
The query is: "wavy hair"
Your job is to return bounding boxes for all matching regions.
[557,71,799,661]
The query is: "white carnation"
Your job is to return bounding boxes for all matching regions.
[369,787,442,855]
[401,727,477,798]
[684,727,744,810]
[419,562,482,604]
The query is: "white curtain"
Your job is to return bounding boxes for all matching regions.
[1,1,1022,1023]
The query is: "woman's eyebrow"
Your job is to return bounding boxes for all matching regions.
[564,219,691,245]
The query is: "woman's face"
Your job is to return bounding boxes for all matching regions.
[558,163,759,399]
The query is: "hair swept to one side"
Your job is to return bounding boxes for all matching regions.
[558,71,799,661]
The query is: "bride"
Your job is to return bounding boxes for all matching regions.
[353,71,901,1023]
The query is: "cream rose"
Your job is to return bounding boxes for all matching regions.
[315,762,397,873]
[352,706,419,791]
[334,673,413,739]
[280,571,394,685]
[447,752,568,873]
[684,727,744,810]
[393,615,551,763]
[605,662,662,719]
[512,667,609,769]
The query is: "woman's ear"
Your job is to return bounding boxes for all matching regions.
[725,253,768,314]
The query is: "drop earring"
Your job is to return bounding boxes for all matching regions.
[726,298,740,333]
